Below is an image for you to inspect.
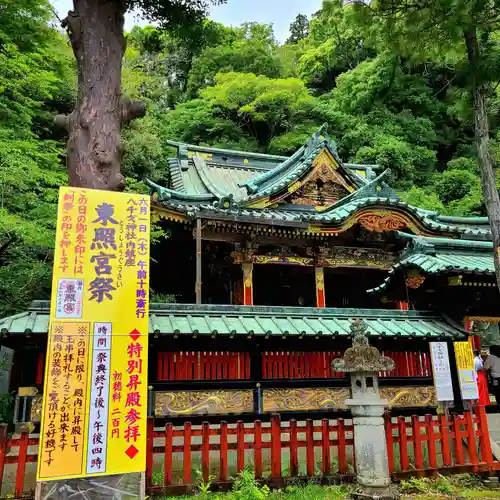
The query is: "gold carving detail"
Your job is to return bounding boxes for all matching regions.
[263,388,350,412]
[266,149,356,209]
[263,387,436,412]
[30,396,42,422]
[307,209,425,237]
[358,213,409,233]
[254,255,313,266]
[380,387,437,407]
[406,275,426,289]
[155,390,254,416]
[465,316,500,323]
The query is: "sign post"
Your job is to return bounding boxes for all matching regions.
[453,341,479,401]
[429,342,454,402]
[36,187,150,498]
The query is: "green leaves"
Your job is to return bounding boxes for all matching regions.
[0,0,72,315]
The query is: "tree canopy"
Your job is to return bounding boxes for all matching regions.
[2,0,500,313]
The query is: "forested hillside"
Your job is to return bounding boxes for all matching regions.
[1,0,499,314]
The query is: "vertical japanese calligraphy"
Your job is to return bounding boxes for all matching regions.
[454,341,479,400]
[429,342,454,402]
[38,188,150,482]
[86,323,111,473]
[38,323,90,479]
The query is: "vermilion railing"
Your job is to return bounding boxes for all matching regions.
[145,415,355,493]
[0,407,496,498]
[145,407,496,495]
[386,407,494,476]
[156,352,251,381]
[261,351,431,379]
[39,350,432,384]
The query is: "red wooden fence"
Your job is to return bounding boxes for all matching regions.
[146,414,355,494]
[37,350,432,384]
[386,406,494,476]
[157,352,251,381]
[0,425,37,498]
[262,351,431,379]
[0,407,496,498]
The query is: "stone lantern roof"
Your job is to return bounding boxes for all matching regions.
[332,319,395,373]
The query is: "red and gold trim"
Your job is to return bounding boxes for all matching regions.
[315,267,325,308]
[242,262,253,306]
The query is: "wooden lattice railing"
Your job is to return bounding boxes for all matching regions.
[0,407,496,498]
[155,350,432,381]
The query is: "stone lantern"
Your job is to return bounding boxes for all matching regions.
[333,319,398,499]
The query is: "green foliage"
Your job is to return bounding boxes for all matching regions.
[187,23,284,98]
[232,468,270,500]
[286,14,309,46]
[0,393,14,424]
[1,0,499,316]
[399,187,445,213]
[0,0,73,316]
[435,169,480,205]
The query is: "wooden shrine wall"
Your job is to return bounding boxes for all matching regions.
[153,349,436,418]
[155,350,432,381]
[31,348,437,422]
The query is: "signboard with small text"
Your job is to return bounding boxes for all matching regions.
[429,342,454,402]
[37,187,150,481]
[454,341,479,400]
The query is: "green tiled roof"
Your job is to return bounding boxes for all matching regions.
[150,181,491,239]
[150,127,491,240]
[239,125,367,198]
[402,252,494,274]
[165,135,378,198]
[0,302,467,339]
[368,234,495,293]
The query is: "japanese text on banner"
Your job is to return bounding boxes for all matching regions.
[454,341,479,400]
[37,187,150,482]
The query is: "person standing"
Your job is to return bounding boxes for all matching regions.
[474,349,490,405]
[484,346,500,404]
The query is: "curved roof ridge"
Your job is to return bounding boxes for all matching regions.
[434,215,490,226]
[146,179,217,203]
[240,127,367,201]
[367,236,496,295]
[167,140,288,161]
[240,144,306,194]
[396,232,494,250]
[192,155,227,199]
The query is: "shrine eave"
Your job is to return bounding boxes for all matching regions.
[150,193,492,240]
[238,125,366,198]
[368,234,496,294]
[0,302,468,339]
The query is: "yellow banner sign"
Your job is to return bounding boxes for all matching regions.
[37,187,150,481]
[454,341,478,400]
[454,341,474,371]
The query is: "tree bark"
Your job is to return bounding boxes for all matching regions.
[58,0,145,190]
[465,28,500,293]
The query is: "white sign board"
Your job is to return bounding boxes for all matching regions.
[430,342,454,402]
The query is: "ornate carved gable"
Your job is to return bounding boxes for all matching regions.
[273,149,356,208]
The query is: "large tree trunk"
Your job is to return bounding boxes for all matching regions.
[57,0,145,190]
[465,28,500,293]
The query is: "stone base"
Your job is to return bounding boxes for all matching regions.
[351,485,400,500]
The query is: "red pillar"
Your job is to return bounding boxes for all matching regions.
[242,262,253,305]
[315,267,326,308]
[465,318,480,349]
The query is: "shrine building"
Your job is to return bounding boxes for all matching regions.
[1,124,499,425]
